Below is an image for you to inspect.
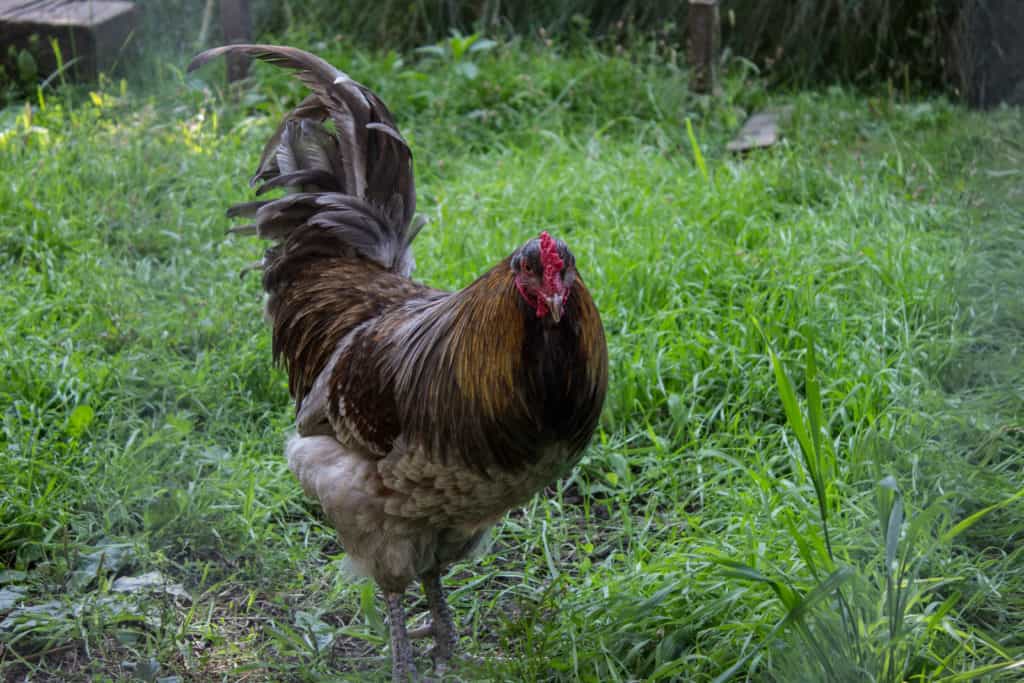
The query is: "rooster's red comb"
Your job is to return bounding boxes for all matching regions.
[539,231,565,292]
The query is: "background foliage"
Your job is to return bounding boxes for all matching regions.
[2,1,994,102]
[131,0,968,90]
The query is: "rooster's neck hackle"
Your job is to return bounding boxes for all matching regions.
[442,259,606,462]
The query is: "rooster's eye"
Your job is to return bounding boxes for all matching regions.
[521,263,532,274]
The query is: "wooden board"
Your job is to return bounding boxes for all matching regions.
[0,0,138,81]
[727,108,793,153]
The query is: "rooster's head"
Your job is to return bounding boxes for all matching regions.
[511,231,576,324]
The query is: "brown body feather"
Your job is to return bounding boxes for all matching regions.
[190,44,608,596]
[273,254,607,475]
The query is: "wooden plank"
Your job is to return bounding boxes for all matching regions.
[687,0,720,95]
[0,1,132,25]
[0,0,137,81]
[219,0,252,82]
[726,108,793,153]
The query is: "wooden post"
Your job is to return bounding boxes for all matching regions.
[219,0,251,82]
[687,0,720,95]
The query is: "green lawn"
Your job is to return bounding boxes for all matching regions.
[1,36,1021,681]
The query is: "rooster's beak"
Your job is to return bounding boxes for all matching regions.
[544,293,564,323]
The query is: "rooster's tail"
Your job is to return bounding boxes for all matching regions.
[188,45,424,288]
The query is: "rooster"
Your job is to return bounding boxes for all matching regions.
[189,45,608,681]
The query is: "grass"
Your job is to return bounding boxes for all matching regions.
[1,32,1022,682]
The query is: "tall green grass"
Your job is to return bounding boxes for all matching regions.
[1,35,1021,681]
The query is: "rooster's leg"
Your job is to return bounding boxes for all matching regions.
[385,592,418,682]
[422,571,457,669]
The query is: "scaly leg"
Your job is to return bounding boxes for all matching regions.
[421,571,457,671]
[385,592,418,683]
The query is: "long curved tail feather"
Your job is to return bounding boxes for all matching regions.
[188,44,424,283]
